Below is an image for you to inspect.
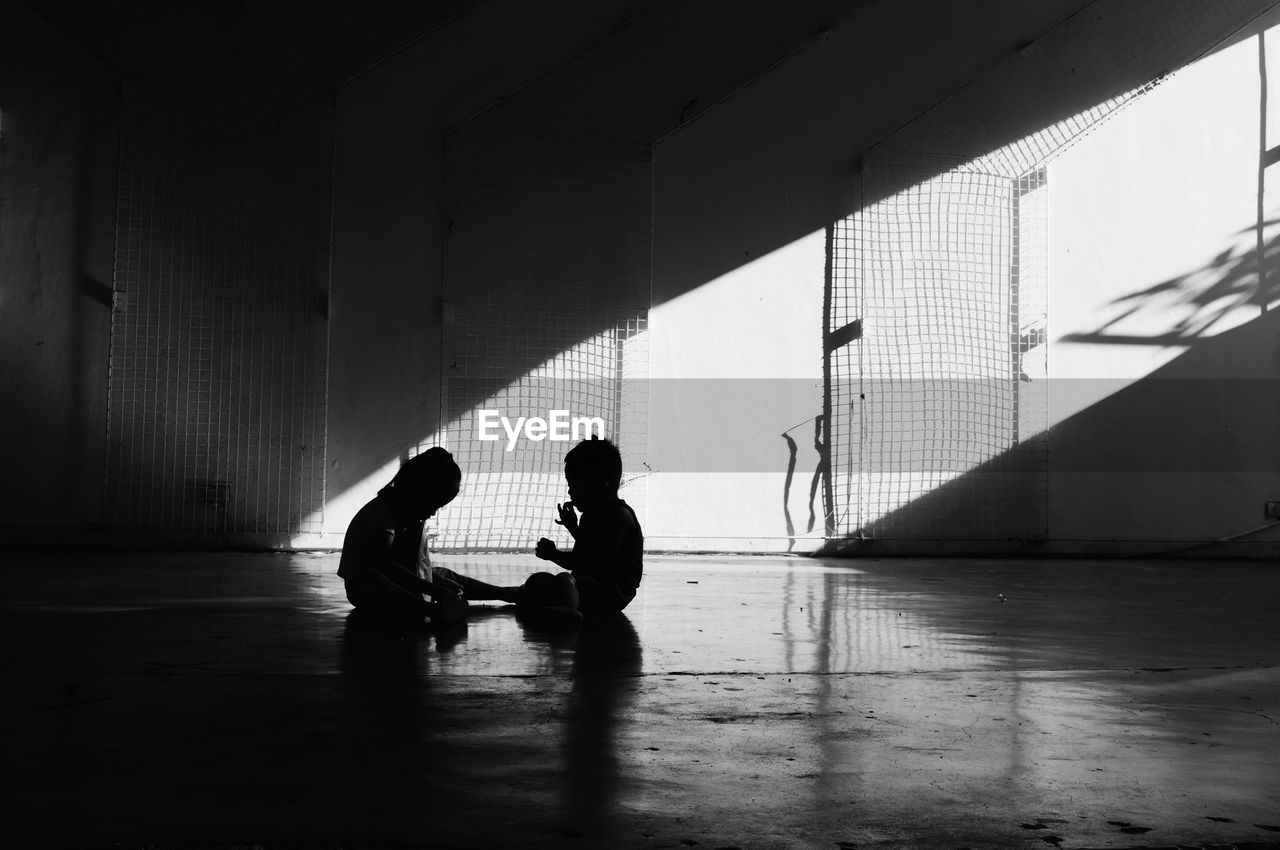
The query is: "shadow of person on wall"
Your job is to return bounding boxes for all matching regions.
[782,414,832,551]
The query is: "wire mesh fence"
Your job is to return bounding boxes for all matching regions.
[821,0,1268,543]
[828,157,1049,541]
[106,87,332,534]
[822,82,1169,542]
[432,132,652,551]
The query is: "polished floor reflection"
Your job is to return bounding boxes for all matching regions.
[3,551,1278,848]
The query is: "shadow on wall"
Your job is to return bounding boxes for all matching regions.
[331,0,1234,515]
[1062,222,1280,346]
[439,130,653,422]
[103,89,335,539]
[782,415,831,552]
[821,235,1280,554]
[0,2,119,531]
[652,0,1277,309]
[403,2,1273,468]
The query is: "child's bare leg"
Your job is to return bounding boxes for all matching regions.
[432,566,520,603]
[554,573,580,612]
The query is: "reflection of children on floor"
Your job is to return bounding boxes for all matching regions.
[337,447,468,623]
[435,438,643,621]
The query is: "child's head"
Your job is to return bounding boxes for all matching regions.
[563,437,622,508]
[380,447,461,521]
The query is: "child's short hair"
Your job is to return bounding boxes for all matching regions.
[381,447,461,498]
[564,437,622,490]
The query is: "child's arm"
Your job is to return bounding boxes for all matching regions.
[536,509,628,573]
[534,501,584,567]
[376,558,459,598]
[374,523,461,599]
[535,537,574,569]
[344,505,462,601]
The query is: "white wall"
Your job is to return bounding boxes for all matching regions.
[1047,31,1280,546]
[645,0,1092,552]
[645,9,1280,554]
[647,230,827,551]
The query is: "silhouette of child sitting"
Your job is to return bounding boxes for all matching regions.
[435,437,643,620]
[338,447,468,624]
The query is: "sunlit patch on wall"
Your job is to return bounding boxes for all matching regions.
[826,81,1166,541]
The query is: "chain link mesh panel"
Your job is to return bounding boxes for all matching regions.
[433,132,651,551]
[828,157,1048,540]
[106,87,331,535]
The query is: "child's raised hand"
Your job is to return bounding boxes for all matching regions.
[535,537,558,560]
[555,501,578,534]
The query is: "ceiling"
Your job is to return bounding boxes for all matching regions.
[24,0,1275,140]
[17,0,481,93]
[16,0,876,136]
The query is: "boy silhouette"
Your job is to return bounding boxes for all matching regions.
[436,437,643,620]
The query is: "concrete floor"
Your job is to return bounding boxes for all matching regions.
[3,551,1279,849]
